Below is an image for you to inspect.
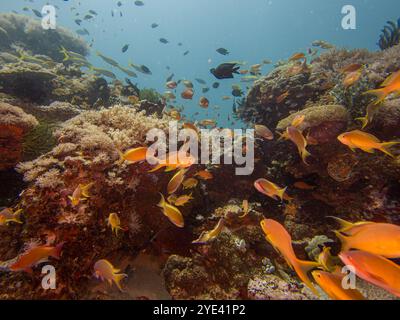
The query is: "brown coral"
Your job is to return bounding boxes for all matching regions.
[0,102,38,170]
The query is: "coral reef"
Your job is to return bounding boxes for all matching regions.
[0,13,88,61]
[0,102,38,170]
[0,105,173,298]
[1,16,400,300]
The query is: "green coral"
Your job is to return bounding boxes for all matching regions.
[139,88,162,104]
[22,118,58,161]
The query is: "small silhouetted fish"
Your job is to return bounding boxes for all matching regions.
[195,78,206,85]
[202,87,210,93]
[134,1,144,6]
[178,43,183,46]
[89,10,98,15]
[117,1,123,7]
[183,50,190,56]
[122,44,129,53]
[159,38,169,44]
[23,7,29,12]
[76,28,90,36]
[211,63,240,80]
[232,88,243,97]
[151,23,159,28]
[166,73,175,82]
[216,48,229,55]
[212,82,220,89]
[111,10,114,17]
[139,65,152,75]
[32,9,42,18]
[120,11,123,17]
[75,19,82,25]
[84,14,93,20]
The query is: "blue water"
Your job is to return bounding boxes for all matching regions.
[1,0,399,127]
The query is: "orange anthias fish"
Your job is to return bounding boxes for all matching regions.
[365,70,400,104]
[157,193,184,228]
[356,102,381,129]
[291,114,305,127]
[194,170,213,180]
[260,219,320,294]
[276,91,289,103]
[181,88,194,100]
[255,124,274,140]
[199,119,217,127]
[149,150,196,173]
[328,216,375,236]
[293,181,315,190]
[278,115,305,141]
[289,52,306,61]
[239,199,249,218]
[94,259,127,292]
[254,178,291,201]
[0,208,23,226]
[182,177,198,190]
[166,81,177,89]
[343,70,362,88]
[317,247,336,272]
[173,193,193,206]
[183,122,199,135]
[339,250,400,297]
[312,270,365,300]
[287,126,311,164]
[339,63,363,74]
[10,243,64,273]
[192,218,224,244]
[118,146,148,164]
[338,130,399,158]
[199,97,209,108]
[167,168,187,194]
[107,213,125,235]
[68,182,93,207]
[333,220,400,258]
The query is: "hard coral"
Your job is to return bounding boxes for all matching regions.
[0,13,88,62]
[0,102,38,170]
[7,105,172,298]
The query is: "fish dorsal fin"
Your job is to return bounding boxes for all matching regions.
[352,130,380,143]
[382,70,400,87]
